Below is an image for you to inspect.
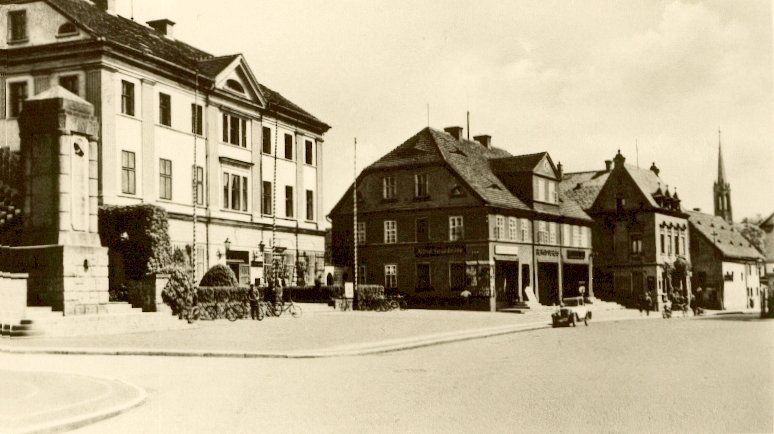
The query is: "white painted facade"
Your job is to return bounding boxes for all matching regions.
[0,0,329,285]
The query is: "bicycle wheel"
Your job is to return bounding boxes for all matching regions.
[273,302,283,317]
[290,303,302,318]
[389,300,399,311]
[225,306,238,321]
[398,300,407,310]
[188,306,200,322]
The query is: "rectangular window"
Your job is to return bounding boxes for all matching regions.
[121,151,136,195]
[9,10,27,41]
[305,140,313,165]
[417,263,430,290]
[242,176,248,212]
[533,177,539,200]
[159,159,172,200]
[563,224,570,246]
[538,178,545,202]
[383,177,396,200]
[549,223,557,245]
[284,134,293,159]
[508,217,518,241]
[674,233,680,255]
[262,181,272,215]
[358,265,366,285]
[121,81,134,116]
[239,264,250,286]
[222,113,248,147]
[159,93,171,126]
[193,165,203,205]
[223,173,229,208]
[195,245,206,282]
[8,81,27,118]
[660,231,665,254]
[231,174,241,211]
[538,221,549,244]
[681,236,686,256]
[450,216,464,241]
[191,104,203,135]
[573,225,582,247]
[415,173,429,198]
[495,216,505,240]
[548,181,556,203]
[630,234,642,255]
[285,185,294,217]
[356,222,365,246]
[262,127,272,154]
[385,264,397,288]
[416,218,429,243]
[384,220,397,244]
[306,190,314,220]
[521,219,530,242]
[59,75,79,95]
[667,231,673,255]
[582,227,589,248]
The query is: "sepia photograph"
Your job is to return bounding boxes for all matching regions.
[0,0,772,433]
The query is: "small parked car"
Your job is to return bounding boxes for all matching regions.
[552,297,592,327]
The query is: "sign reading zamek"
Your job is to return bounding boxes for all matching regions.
[415,244,466,257]
[536,249,560,257]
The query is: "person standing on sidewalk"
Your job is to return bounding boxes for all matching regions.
[248,284,260,320]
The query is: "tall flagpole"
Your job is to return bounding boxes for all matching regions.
[192,70,199,282]
[353,138,358,297]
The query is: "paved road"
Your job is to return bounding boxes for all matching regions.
[1,314,771,433]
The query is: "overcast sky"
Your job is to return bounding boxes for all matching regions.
[121,0,773,222]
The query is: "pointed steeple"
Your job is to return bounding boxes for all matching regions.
[713,127,733,223]
[717,128,727,185]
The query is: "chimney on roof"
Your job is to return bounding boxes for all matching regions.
[473,135,491,149]
[557,162,563,181]
[147,19,176,39]
[92,0,117,15]
[444,126,464,141]
[604,160,612,172]
[649,162,660,177]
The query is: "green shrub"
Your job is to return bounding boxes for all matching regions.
[161,267,194,315]
[99,204,173,279]
[199,264,238,287]
[196,286,249,304]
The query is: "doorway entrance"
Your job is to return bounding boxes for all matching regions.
[563,264,589,298]
[538,262,559,305]
[495,261,519,304]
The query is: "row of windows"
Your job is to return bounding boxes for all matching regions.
[361,263,468,290]
[120,150,314,219]
[7,75,77,118]
[533,177,558,204]
[659,229,686,256]
[260,128,315,165]
[493,216,588,247]
[380,174,430,200]
[356,216,465,245]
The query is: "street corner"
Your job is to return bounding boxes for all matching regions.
[0,370,147,434]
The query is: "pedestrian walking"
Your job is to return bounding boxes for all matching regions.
[644,291,652,316]
[248,284,260,320]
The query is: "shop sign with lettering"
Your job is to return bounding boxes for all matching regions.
[415,244,466,257]
[494,245,519,256]
[566,250,586,260]
[536,248,560,257]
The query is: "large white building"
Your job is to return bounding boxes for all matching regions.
[0,0,330,285]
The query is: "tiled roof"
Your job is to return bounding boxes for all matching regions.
[489,153,547,174]
[687,211,765,261]
[560,163,673,211]
[44,0,326,128]
[360,127,591,221]
[760,211,774,229]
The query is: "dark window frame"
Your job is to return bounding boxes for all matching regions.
[306,189,314,221]
[416,263,431,291]
[262,181,272,215]
[305,140,313,165]
[8,81,27,118]
[58,75,79,95]
[121,151,136,195]
[191,104,203,135]
[159,93,171,127]
[285,185,294,218]
[284,134,293,160]
[159,158,172,200]
[193,165,204,205]
[262,127,271,154]
[121,81,135,116]
[8,10,27,42]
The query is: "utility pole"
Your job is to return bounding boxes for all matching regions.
[353,138,358,297]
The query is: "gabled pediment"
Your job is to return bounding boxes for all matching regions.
[534,154,558,179]
[211,55,266,106]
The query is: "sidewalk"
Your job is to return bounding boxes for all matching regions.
[0,304,699,359]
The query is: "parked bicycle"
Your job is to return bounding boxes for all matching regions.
[274,297,302,318]
[339,297,352,312]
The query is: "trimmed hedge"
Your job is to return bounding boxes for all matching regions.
[284,285,342,303]
[199,264,238,287]
[356,284,384,301]
[161,267,194,315]
[99,204,173,279]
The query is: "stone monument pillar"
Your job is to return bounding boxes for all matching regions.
[17,86,108,315]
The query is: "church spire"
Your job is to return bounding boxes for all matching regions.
[713,127,732,223]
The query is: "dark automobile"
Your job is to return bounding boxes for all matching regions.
[551,297,592,327]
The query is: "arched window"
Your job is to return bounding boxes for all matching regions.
[226,79,245,94]
[57,22,78,36]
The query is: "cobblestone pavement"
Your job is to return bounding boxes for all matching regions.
[0,305,661,355]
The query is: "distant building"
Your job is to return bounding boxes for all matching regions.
[687,211,764,310]
[713,130,733,224]
[758,212,774,287]
[560,151,690,307]
[329,127,593,311]
[0,0,330,285]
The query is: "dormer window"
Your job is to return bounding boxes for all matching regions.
[226,79,245,94]
[57,22,78,36]
[8,10,27,42]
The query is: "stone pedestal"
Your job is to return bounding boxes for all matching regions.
[17,86,108,316]
[127,273,170,313]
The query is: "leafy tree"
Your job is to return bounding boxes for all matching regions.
[740,218,765,252]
